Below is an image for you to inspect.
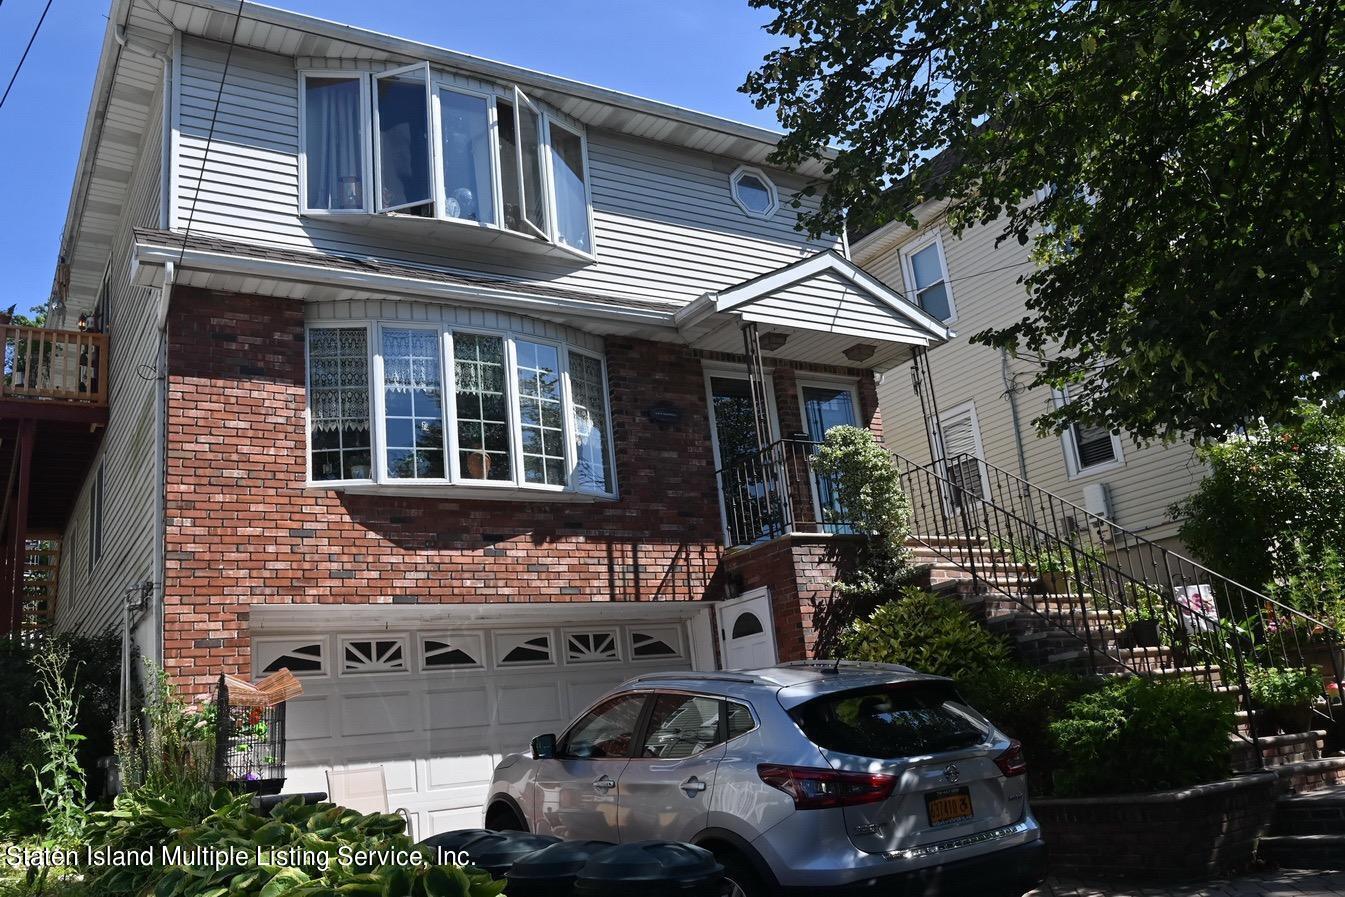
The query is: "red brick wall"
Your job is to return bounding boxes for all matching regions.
[163,288,725,691]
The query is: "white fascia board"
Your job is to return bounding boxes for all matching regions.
[250,599,709,634]
[131,241,680,330]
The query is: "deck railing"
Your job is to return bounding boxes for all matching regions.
[0,324,107,405]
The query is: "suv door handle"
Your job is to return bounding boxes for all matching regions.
[680,776,708,795]
[592,775,616,792]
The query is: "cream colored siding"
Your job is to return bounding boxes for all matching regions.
[173,37,839,307]
[860,211,1205,542]
[55,91,165,637]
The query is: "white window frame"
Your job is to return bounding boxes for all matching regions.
[374,322,452,485]
[563,346,617,499]
[544,116,598,261]
[510,334,575,492]
[513,86,551,241]
[372,61,436,214]
[417,631,486,673]
[900,232,957,324]
[298,70,373,216]
[1054,389,1125,479]
[304,321,376,487]
[429,81,501,229]
[338,635,411,677]
[253,636,331,679]
[729,165,779,218]
[445,325,518,488]
[304,320,617,498]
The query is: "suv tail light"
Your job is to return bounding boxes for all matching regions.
[994,740,1027,778]
[757,764,896,810]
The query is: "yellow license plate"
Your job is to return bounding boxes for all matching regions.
[926,787,974,827]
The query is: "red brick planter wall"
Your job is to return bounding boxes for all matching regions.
[162,287,726,692]
[1032,773,1279,880]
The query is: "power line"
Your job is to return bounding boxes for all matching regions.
[0,0,54,111]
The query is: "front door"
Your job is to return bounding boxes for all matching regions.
[532,692,648,840]
[799,382,860,531]
[706,372,779,544]
[618,692,727,842]
[718,590,777,670]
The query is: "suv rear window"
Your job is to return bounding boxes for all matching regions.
[790,683,987,760]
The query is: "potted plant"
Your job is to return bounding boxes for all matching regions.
[1247,666,1321,734]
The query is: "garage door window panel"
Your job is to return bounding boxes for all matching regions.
[565,631,619,664]
[560,694,649,760]
[497,632,554,667]
[629,627,684,662]
[342,638,408,674]
[421,634,484,671]
[256,640,328,677]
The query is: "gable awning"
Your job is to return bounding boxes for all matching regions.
[675,250,953,371]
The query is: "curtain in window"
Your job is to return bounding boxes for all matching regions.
[305,78,364,210]
[569,352,611,493]
[382,329,444,479]
[454,333,512,481]
[308,328,371,480]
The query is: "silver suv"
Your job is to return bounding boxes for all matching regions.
[486,661,1046,896]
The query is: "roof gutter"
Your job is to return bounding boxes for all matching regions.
[131,241,682,330]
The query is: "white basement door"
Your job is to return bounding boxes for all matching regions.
[251,618,694,838]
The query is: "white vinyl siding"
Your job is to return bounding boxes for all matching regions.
[862,213,1203,543]
[56,89,166,637]
[173,37,839,308]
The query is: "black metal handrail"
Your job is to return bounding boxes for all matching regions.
[714,438,1344,747]
[895,449,1343,741]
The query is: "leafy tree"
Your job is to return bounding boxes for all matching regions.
[744,1,1344,441]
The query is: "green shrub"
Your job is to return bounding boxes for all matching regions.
[82,787,503,897]
[839,588,1011,683]
[811,425,913,604]
[1247,666,1321,710]
[1173,402,1345,606]
[960,666,1101,795]
[28,639,88,844]
[1050,677,1234,796]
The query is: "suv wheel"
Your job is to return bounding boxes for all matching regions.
[716,850,768,897]
[484,803,527,832]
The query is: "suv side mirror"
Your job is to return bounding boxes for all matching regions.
[531,733,557,760]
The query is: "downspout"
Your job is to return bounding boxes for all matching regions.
[1000,347,1037,529]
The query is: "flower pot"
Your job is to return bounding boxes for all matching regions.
[1117,620,1161,649]
[1039,570,1072,595]
[1269,705,1315,735]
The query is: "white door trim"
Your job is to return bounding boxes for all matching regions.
[717,588,777,670]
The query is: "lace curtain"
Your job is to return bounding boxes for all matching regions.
[309,328,369,431]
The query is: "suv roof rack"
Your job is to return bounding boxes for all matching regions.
[625,670,763,685]
[777,660,916,674]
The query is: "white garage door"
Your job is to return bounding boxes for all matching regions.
[251,612,699,838]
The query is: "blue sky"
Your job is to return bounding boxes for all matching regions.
[0,0,784,315]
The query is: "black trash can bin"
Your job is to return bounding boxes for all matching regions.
[573,841,725,897]
[418,829,561,878]
[504,840,615,897]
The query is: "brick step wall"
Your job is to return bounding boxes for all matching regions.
[1231,731,1327,773]
[1258,782,1345,870]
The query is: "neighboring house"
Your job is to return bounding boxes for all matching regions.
[0,0,951,835]
[851,201,1206,551]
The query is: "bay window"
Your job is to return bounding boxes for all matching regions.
[307,322,615,497]
[300,66,593,257]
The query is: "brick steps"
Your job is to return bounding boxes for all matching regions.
[1269,784,1345,835]
[1274,757,1345,795]
[1256,833,1345,870]
[1231,731,1327,773]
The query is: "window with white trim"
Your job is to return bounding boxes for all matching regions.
[305,322,616,498]
[729,166,778,217]
[300,68,594,257]
[1057,388,1124,476]
[902,236,955,322]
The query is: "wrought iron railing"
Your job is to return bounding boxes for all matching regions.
[1,324,107,405]
[715,438,1345,742]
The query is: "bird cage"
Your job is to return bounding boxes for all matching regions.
[210,670,301,794]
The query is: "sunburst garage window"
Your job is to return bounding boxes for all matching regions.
[306,319,616,497]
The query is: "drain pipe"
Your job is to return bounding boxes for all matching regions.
[1000,348,1036,527]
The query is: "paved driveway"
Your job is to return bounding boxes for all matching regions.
[1032,871,1345,897]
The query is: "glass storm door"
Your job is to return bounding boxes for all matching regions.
[708,375,776,544]
[800,384,859,532]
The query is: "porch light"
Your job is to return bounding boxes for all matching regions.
[758,331,789,352]
[77,314,89,332]
[843,343,876,362]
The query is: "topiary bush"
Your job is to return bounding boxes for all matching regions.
[839,588,1011,684]
[1049,677,1234,797]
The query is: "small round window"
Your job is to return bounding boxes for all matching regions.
[730,166,778,218]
